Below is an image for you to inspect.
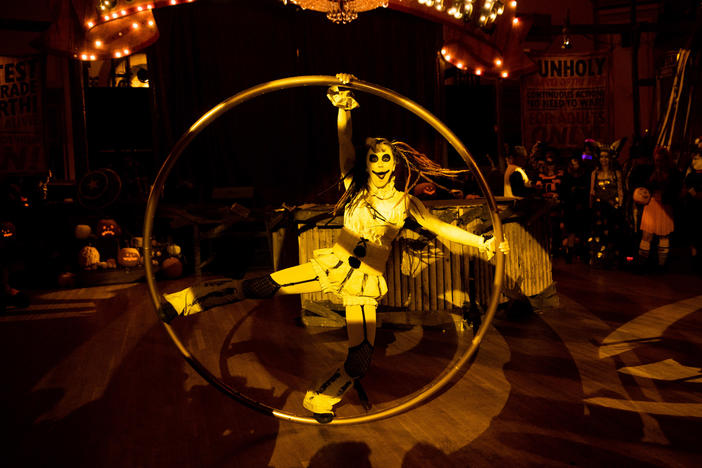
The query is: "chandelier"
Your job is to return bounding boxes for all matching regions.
[283,1,389,24]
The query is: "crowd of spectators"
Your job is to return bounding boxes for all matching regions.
[412,136,702,274]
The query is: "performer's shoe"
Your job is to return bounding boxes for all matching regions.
[303,367,353,420]
[159,279,245,322]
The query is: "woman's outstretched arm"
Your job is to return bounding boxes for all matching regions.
[327,73,358,190]
[407,195,508,259]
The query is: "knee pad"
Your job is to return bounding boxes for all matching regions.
[659,237,670,248]
[344,340,374,379]
[242,275,281,298]
[639,240,651,250]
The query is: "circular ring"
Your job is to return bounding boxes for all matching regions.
[143,75,504,426]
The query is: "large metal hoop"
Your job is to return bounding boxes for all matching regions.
[143,75,504,425]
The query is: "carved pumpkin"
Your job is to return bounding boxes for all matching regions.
[78,246,100,269]
[161,257,183,279]
[74,224,92,239]
[117,247,140,267]
[1,221,16,239]
[97,218,121,238]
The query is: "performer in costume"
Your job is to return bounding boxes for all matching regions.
[159,75,508,422]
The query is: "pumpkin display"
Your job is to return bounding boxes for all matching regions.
[78,246,100,269]
[97,218,121,238]
[161,257,183,279]
[2,221,17,239]
[117,247,141,267]
[166,244,182,257]
[106,258,117,269]
[74,224,92,239]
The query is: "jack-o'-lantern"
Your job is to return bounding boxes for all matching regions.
[161,256,183,279]
[74,224,92,240]
[118,247,141,267]
[78,246,100,269]
[97,218,121,238]
[1,221,16,239]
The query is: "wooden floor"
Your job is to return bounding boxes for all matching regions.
[2,259,701,467]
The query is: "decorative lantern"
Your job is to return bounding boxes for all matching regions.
[166,244,182,257]
[74,224,92,240]
[161,256,183,279]
[117,247,141,267]
[78,246,100,269]
[97,218,121,238]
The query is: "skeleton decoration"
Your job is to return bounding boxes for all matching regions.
[158,74,508,423]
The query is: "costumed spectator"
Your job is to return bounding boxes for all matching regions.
[535,150,564,255]
[681,149,702,272]
[560,154,590,262]
[637,146,680,270]
[526,141,546,182]
[589,146,625,267]
[504,146,532,198]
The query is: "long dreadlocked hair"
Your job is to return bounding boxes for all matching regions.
[332,137,468,215]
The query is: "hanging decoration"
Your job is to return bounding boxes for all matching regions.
[43,0,198,61]
[282,1,389,24]
[438,3,534,78]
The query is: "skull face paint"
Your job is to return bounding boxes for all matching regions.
[366,142,396,189]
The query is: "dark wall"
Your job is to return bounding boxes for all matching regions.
[149,0,443,206]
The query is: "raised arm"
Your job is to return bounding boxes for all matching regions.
[327,74,358,190]
[407,195,507,259]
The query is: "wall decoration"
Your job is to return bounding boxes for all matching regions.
[521,52,613,150]
[0,56,46,175]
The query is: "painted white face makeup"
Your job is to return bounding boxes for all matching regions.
[366,143,396,189]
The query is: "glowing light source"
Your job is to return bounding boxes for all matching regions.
[280,1,393,24]
[494,58,502,66]
[95,40,102,47]
[501,71,509,78]
[510,1,517,7]
[87,21,94,28]
[132,22,139,29]
[81,54,88,60]
[512,17,519,24]
[475,69,482,75]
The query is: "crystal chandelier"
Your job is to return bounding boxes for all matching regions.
[283,1,389,24]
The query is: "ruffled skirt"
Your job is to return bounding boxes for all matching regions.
[309,248,387,306]
[640,197,674,235]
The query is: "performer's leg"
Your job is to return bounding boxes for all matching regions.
[303,304,377,421]
[160,263,321,322]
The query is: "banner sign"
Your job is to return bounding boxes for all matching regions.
[521,52,612,150]
[0,56,46,174]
